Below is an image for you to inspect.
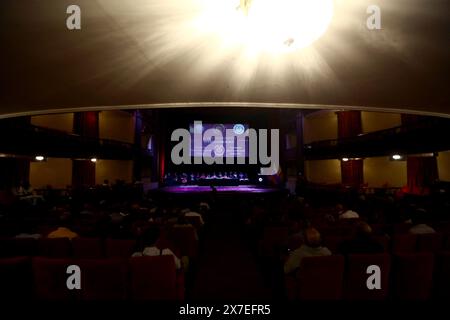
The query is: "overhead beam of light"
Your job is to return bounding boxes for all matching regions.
[195,0,335,53]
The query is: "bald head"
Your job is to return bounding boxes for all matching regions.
[305,227,322,248]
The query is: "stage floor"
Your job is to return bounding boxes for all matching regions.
[159,185,280,194]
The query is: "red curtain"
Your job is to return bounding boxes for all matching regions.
[72,112,99,187]
[337,111,363,186]
[341,159,364,187]
[74,112,99,137]
[406,156,438,195]
[337,111,362,138]
[159,142,165,183]
[72,160,95,187]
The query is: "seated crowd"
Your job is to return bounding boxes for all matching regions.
[1,182,450,300]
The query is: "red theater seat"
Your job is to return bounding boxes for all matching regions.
[105,238,136,258]
[434,251,450,300]
[72,237,104,258]
[370,224,387,235]
[416,233,443,253]
[392,253,434,300]
[0,256,32,300]
[259,227,289,257]
[345,254,391,300]
[444,234,450,250]
[129,256,178,300]
[392,234,417,253]
[169,226,198,258]
[393,223,411,234]
[33,257,76,300]
[294,255,345,300]
[78,258,128,300]
[38,237,72,257]
[323,235,350,254]
[0,238,38,257]
[373,235,390,252]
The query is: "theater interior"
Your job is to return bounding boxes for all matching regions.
[0,0,449,307]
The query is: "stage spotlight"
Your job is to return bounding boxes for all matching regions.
[35,155,45,161]
[90,158,97,163]
[342,158,349,162]
[258,177,263,182]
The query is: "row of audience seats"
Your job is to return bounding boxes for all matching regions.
[285,252,450,300]
[323,233,448,254]
[259,226,450,257]
[0,237,137,258]
[0,227,199,259]
[0,255,184,300]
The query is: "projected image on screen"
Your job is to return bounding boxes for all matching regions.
[189,123,249,158]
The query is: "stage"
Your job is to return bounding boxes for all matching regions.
[159,185,281,194]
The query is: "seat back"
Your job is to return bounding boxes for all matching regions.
[38,237,72,257]
[168,226,198,258]
[296,255,345,300]
[416,233,443,253]
[392,253,434,300]
[392,234,417,254]
[0,238,38,257]
[78,258,128,300]
[345,254,391,300]
[373,235,390,252]
[105,238,136,258]
[0,256,32,300]
[323,235,350,254]
[260,227,289,257]
[129,256,177,300]
[32,257,76,300]
[434,251,450,300]
[72,237,104,258]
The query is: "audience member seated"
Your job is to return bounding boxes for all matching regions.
[409,208,436,234]
[284,227,331,275]
[338,222,384,254]
[15,226,42,239]
[132,226,181,270]
[174,214,199,240]
[182,208,205,226]
[337,203,360,220]
[47,225,79,239]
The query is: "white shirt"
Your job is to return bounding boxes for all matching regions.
[339,210,359,219]
[132,246,181,269]
[409,224,436,234]
[185,211,205,225]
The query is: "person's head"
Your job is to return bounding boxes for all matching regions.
[141,226,160,247]
[355,221,372,238]
[304,227,322,248]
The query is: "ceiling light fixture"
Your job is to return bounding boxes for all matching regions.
[199,0,335,53]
